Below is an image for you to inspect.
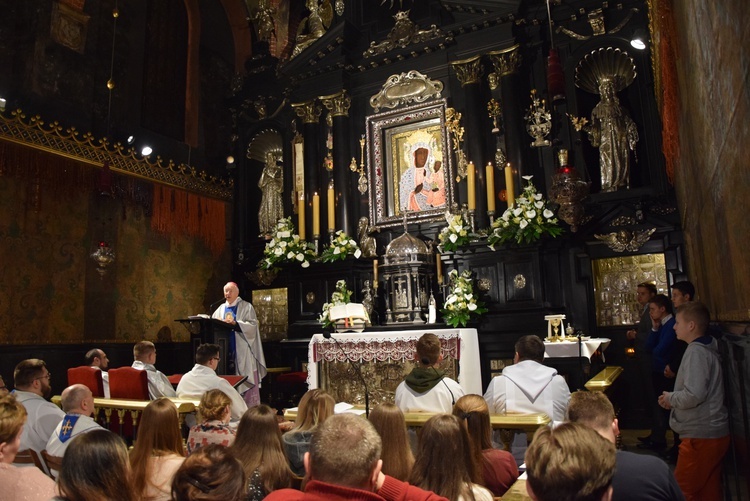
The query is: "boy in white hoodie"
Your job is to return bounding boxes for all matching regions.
[483,335,571,464]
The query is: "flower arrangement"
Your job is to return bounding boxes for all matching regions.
[441,269,487,327]
[321,230,362,263]
[487,175,563,248]
[437,211,472,252]
[319,279,353,328]
[260,217,317,270]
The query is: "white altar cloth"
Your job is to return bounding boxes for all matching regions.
[543,338,610,361]
[307,328,482,395]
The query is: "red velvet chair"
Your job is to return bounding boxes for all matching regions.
[67,366,105,397]
[108,367,150,400]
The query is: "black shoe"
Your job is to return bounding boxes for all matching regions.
[637,439,667,450]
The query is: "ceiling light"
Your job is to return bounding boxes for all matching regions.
[141,146,153,156]
[0,97,6,111]
[630,30,647,50]
[126,135,135,145]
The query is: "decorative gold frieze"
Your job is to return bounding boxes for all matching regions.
[291,100,322,124]
[487,44,522,77]
[319,90,351,117]
[0,109,232,200]
[450,55,484,87]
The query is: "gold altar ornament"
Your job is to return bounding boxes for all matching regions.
[524,89,551,148]
[544,314,566,342]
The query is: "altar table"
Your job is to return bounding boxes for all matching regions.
[307,328,482,396]
[543,337,610,361]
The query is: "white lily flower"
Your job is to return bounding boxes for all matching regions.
[301,260,310,268]
[449,233,458,243]
[465,293,473,300]
[333,247,341,255]
[468,303,477,311]
[513,208,523,217]
[296,253,305,261]
[533,193,543,201]
[520,219,528,229]
[280,231,291,238]
[535,201,544,209]
[544,209,554,218]
[274,247,283,256]
[354,249,362,258]
[287,251,295,259]
[522,175,533,181]
[526,210,536,219]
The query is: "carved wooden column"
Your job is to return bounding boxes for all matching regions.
[451,55,488,229]
[292,100,322,240]
[488,45,524,194]
[320,90,353,237]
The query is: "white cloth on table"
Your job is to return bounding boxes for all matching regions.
[132,361,177,399]
[213,297,267,393]
[543,338,610,362]
[177,364,247,423]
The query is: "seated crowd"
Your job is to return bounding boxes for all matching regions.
[0,300,727,501]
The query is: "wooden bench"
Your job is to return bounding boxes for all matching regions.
[584,366,623,393]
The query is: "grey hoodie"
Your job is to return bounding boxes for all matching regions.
[667,336,729,438]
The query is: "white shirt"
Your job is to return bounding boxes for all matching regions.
[394,377,464,413]
[92,366,111,398]
[45,413,103,475]
[132,361,177,399]
[14,390,65,456]
[176,364,247,422]
[483,360,571,422]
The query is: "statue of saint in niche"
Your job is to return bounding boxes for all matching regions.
[585,77,639,192]
[258,151,284,237]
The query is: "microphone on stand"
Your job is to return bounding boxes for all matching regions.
[208,298,226,312]
[323,330,370,417]
[422,357,455,406]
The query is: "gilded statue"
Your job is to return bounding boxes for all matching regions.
[357,217,378,258]
[585,77,639,192]
[291,0,333,58]
[251,0,275,42]
[258,151,284,237]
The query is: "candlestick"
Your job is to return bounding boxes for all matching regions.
[327,183,335,231]
[504,162,515,208]
[467,161,476,210]
[485,162,496,212]
[312,192,320,236]
[298,193,306,240]
[436,253,443,285]
[373,260,378,288]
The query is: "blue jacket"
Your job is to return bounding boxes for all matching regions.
[645,315,676,373]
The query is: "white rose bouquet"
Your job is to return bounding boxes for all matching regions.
[487,175,563,247]
[260,217,317,270]
[441,269,487,327]
[321,230,362,263]
[319,279,353,328]
[437,211,472,252]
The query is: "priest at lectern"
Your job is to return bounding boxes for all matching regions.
[212,281,267,406]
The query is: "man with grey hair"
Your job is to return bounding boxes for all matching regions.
[46,384,104,462]
[265,413,448,501]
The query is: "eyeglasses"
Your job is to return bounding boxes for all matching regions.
[211,357,221,362]
[35,373,52,381]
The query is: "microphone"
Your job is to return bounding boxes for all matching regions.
[323,331,370,417]
[208,298,225,312]
[423,357,455,407]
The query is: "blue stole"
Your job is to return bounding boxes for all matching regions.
[58,414,81,443]
[225,305,238,375]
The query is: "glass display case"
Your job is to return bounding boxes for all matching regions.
[592,254,668,326]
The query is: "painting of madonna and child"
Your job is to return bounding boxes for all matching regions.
[391,126,447,215]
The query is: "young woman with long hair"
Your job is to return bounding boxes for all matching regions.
[282,388,335,476]
[129,398,186,501]
[187,388,235,454]
[57,429,136,501]
[171,444,247,501]
[230,404,293,500]
[409,414,493,501]
[453,394,518,497]
[368,403,414,481]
